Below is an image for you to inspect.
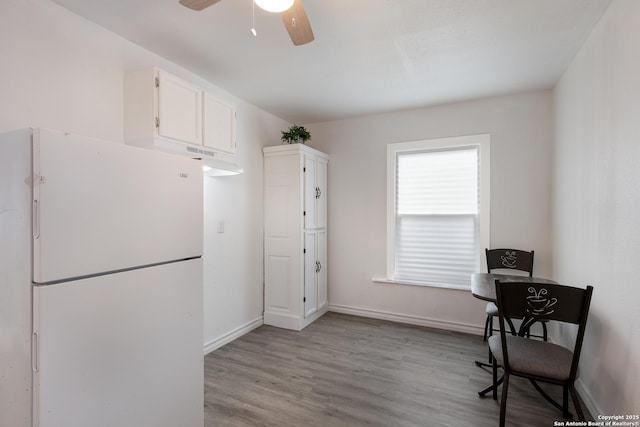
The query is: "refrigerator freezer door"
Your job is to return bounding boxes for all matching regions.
[32,128,203,284]
[32,259,204,427]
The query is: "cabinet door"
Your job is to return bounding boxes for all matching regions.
[157,70,202,145]
[304,231,317,317]
[304,156,316,229]
[316,158,328,229]
[304,155,328,230]
[316,229,327,309]
[203,92,236,154]
[264,154,302,320]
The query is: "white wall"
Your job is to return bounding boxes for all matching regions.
[202,106,287,352]
[306,91,553,333]
[552,0,640,415]
[1,1,285,424]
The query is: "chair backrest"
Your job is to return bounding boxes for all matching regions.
[494,280,593,380]
[486,248,534,277]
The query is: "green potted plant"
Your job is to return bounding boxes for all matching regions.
[281,124,311,144]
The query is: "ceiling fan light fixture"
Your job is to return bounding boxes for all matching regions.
[254,0,294,13]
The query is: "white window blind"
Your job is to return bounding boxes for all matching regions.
[394,147,480,287]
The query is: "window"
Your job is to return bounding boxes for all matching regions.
[385,134,490,289]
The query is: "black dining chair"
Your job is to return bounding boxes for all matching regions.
[483,248,536,342]
[488,280,593,427]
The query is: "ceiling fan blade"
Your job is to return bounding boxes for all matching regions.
[179,0,223,11]
[281,0,314,46]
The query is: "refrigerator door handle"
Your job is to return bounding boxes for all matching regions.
[33,199,40,239]
[32,332,39,373]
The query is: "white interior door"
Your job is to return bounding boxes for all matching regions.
[32,259,203,427]
[32,129,203,284]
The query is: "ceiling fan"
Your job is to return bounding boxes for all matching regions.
[178,0,314,46]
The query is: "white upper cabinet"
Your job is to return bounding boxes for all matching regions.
[125,67,237,158]
[203,92,236,154]
[125,68,202,146]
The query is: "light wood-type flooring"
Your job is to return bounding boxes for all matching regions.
[204,312,589,427]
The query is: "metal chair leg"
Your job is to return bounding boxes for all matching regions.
[492,356,498,400]
[569,385,585,420]
[562,385,572,419]
[483,315,490,341]
[478,375,503,397]
[529,379,573,419]
[489,314,494,337]
[499,372,510,427]
[487,315,494,363]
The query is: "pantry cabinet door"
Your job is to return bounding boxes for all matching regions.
[316,158,328,229]
[316,229,327,309]
[304,156,316,229]
[304,231,318,318]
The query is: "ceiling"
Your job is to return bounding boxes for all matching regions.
[50,0,611,124]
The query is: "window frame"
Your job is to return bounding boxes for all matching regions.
[385,134,491,290]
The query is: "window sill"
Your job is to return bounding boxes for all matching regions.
[372,277,470,292]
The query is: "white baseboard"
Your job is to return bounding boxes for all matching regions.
[328,304,485,336]
[203,316,264,356]
[263,310,301,330]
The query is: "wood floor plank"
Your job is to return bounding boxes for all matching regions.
[204,312,589,426]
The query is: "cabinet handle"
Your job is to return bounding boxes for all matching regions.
[316,187,321,199]
[316,261,322,273]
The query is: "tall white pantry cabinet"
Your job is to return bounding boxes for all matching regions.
[263,144,329,331]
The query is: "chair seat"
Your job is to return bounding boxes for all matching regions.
[485,301,498,316]
[488,335,574,381]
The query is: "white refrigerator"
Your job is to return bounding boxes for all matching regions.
[0,128,204,427]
